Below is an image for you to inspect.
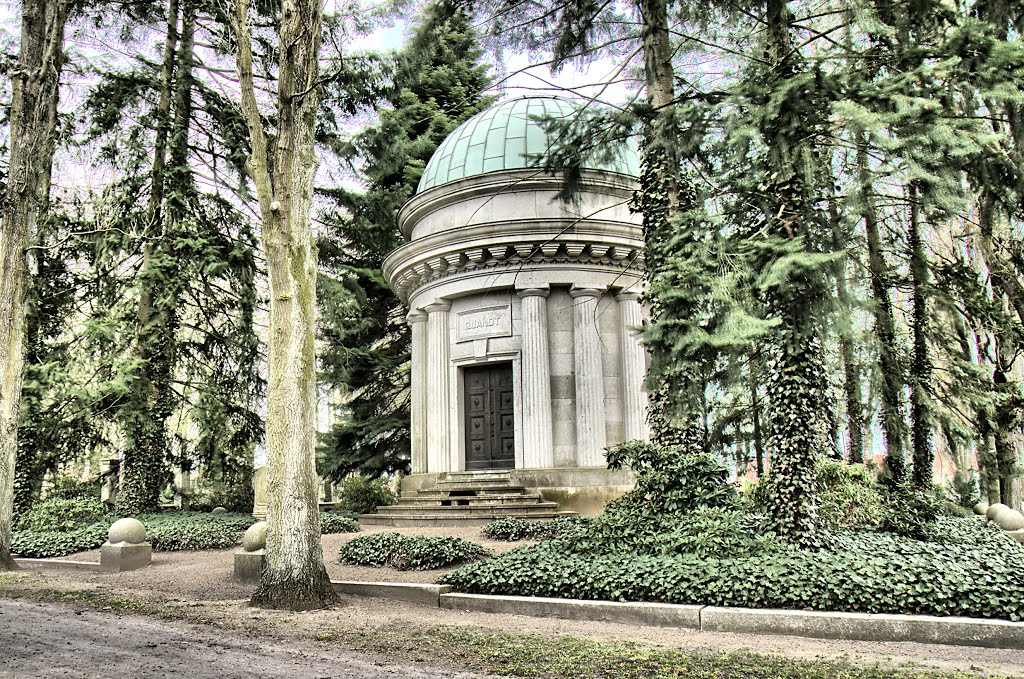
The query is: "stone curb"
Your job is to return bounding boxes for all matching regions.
[331,581,451,607]
[431,592,1023,650]
[700,606,1024,650]
[439,592,702,629]
[14,558,102,572]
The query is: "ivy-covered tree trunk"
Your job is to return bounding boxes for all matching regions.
[635,0,703,449]
[0,0,69,570]
[907,184,933,487]
[232,0,337,610]
[858,135,907,480]
[118,0,189,514]
[757,0,828,544]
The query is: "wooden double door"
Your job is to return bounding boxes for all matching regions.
[463,363,515,470]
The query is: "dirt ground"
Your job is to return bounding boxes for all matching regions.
[0,598,488,679]
[8,524,1024,678]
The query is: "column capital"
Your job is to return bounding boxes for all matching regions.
[407,310,428,324]
[615,290,642,302]
[423,300,451,314]
[569,286,604,299]
[517,286,550,299]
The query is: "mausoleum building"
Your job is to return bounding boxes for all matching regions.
[377,96,649,520]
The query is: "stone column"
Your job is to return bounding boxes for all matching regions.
[617,291,650,442]
[407,310,429,473]
[518,287,554,468]
[570,287,607,466]
[425,301,452,473]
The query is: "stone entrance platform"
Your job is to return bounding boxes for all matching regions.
[360,467,635,526]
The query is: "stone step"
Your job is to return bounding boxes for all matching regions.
[373,503,559,516]
[396,494,546,507]
[430,483,526,495]
[357,512,563,528]
[442,472,512,484]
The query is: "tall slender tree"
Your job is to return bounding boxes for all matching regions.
[231,0,337,610]
[0,0,71,570]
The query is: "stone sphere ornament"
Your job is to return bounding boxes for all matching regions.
[994,508,1024,532]
[107,518,147,545]
[973,502,989,516]
[986,503,1010,521]
[242,521,268,552]
[212,506,227,513]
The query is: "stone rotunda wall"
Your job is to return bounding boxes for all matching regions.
[383,97,648,514]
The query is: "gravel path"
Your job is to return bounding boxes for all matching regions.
[0,599,490,679]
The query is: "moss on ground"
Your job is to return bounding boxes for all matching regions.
[322,625,1000,679]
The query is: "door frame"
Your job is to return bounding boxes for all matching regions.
[451,351,523,472]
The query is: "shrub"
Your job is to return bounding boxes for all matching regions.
[482,516,589,541]
[334,475,396,515]
[440,531,1024,620]
[11,522,109,558]
[815,460,884,531]
[16,498,109,532]
[339,532,490,570]
[134,511,251,551]
[949,470,981,508]
[879,484,942,540]
[321,511,360,534]
[605,441,738,514]
[574,507,780,558]
[47,476,102,501]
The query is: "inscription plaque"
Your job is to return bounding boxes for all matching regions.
[457,305,512,342]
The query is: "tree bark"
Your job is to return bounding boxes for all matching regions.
[231,0,337,610]
[858,135,908,482]
[0,0,70,570]
[907,183,933,487]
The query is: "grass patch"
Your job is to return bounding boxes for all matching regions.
[324,624,991,678]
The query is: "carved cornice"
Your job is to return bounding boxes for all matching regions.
[384,224,644,304]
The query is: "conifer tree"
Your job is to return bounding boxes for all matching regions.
[318,0,494,479]
[75,0,263,513]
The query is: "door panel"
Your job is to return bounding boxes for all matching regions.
[463,363,515,470]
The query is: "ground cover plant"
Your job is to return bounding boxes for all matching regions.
[440,443,1024,621]
[339,532,490,570]
[12,502,364,558]
[320,511,360,534]
[482,516,590,541]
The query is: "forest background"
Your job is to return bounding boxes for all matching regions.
[1,0,1022,534]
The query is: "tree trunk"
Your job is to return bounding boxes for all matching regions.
[118,0,184,514]
[232,0,337,610]
[858,134,908,482]
[907,183,933,487]
[826,181,864,464]
[751,375,764,477]
[0,0,69,570]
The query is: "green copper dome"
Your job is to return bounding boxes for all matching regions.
[417,97,640,193]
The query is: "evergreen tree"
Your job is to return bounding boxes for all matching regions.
[317,0,494,479]
[76,0,262,513]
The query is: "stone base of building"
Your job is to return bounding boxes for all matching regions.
[393,467,634,519]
